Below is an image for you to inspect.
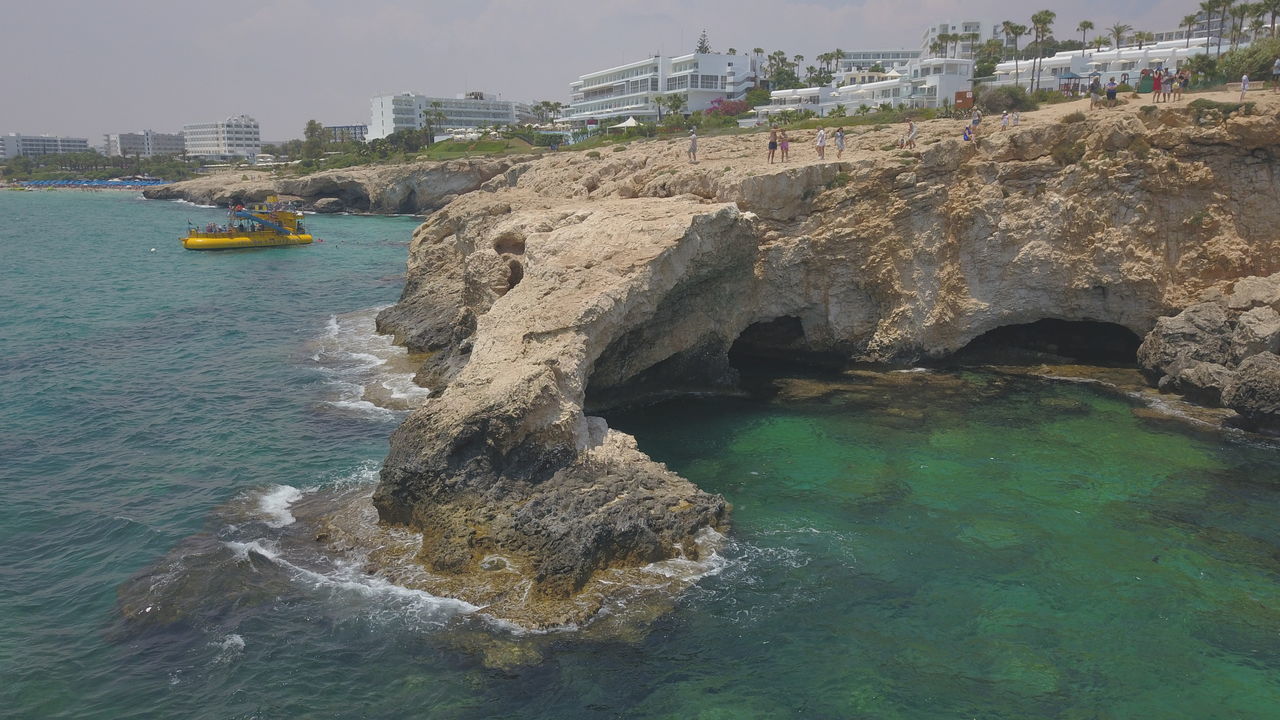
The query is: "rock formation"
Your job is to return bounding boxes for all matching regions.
[368,97,1280,625]
[1138,272,1280,428]
[142,157,525,214]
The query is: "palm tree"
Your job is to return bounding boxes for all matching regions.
[1108,22,1132,50]
[1002,21,1028,88]
[1265,0,1280,36]
[1078,20,1094,56]
[727,48,737,55]
[965,32,981,57]
[1217,0,1231,57]
[1200,0,1219,46]
[1181,14,1201,46]
[1030,10,1056,92]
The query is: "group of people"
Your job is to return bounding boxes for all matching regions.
[764,126,846,163]
[1149,69,1190,103]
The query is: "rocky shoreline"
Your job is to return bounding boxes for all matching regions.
[142,157,527,214]
[160,94,1280,627]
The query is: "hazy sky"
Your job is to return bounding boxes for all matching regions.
[1,0,1190,141]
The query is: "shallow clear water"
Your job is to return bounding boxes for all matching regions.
[4,193,1280,719]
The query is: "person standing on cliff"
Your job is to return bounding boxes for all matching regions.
[687,130,698,163]
[779,129,790,161]
[1241,73,1250,102]
[834,127,845,159]
[1272,58,1280,93]
[767,126,778,164]
[815,127,827,159]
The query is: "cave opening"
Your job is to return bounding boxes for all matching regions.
[727,316,849,375]
[943,319,1141,367]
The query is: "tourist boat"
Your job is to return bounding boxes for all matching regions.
[182,196,313,250]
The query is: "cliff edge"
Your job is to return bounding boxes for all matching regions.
[373,93,1280,626]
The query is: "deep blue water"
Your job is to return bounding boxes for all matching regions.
[4,191,1280,719]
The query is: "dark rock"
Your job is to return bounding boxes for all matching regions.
[312,197,345,213]
[1223,352,1280,430]
[1160,359,1235,406]
[1229,306,1280,363]
[1136,301,1232,381]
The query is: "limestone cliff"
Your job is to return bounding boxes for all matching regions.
[143,157,524,213]
[375,95,1280,626]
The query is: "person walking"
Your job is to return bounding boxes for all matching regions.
[815,126,827,159]
[904,118,917,149]
[687,130,698,163]
[1241,73,1250,102]
[834,127,845,159]
[767,126,778,164]
[1000,111,1009,130]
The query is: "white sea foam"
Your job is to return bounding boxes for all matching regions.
[307,307,432,416]
[258,485,303,527]
[222,538,477,621]
[209,634,245,664]
[171,199,218,209]
[640,527,730,582]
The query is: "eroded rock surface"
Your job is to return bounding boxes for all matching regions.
[368,100,1280,625]
[143,157,524,213]
[1140,272,1280,427]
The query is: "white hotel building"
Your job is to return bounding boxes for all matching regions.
[566,52,758,125]
[987,37,1215,91]
[368,92,536,140]
[104,130,185,158]
[182,115,261,160]
[755,56,974,121]
[1,133,90,159]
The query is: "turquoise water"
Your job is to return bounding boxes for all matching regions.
[4,192,1280,719]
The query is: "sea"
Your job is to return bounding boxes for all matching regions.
[3,191,1280,719]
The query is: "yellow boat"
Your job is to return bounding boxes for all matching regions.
[182,196,313,250]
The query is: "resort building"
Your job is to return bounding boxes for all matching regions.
[920,20,1010,60]
[367,92,535,140]
[1,133,90,159]
[182,115,261,160]
[988,38,1215,92]
[565,52,758,126]
[324,125,368,143]
[103,130,185,158]
[754,57,974,121]
[837,49,922,73]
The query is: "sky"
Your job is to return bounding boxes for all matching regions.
[0,0,1192,142]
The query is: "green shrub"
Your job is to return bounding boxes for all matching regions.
[585,150,601,159]
[1051,140,1085,166]
[826,172,851,189]
[612,144,627,152]
[1060,111,1087,124]
[1218,37,1280,84]
[977,85,1039,113]
[1130,136,1151,158]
